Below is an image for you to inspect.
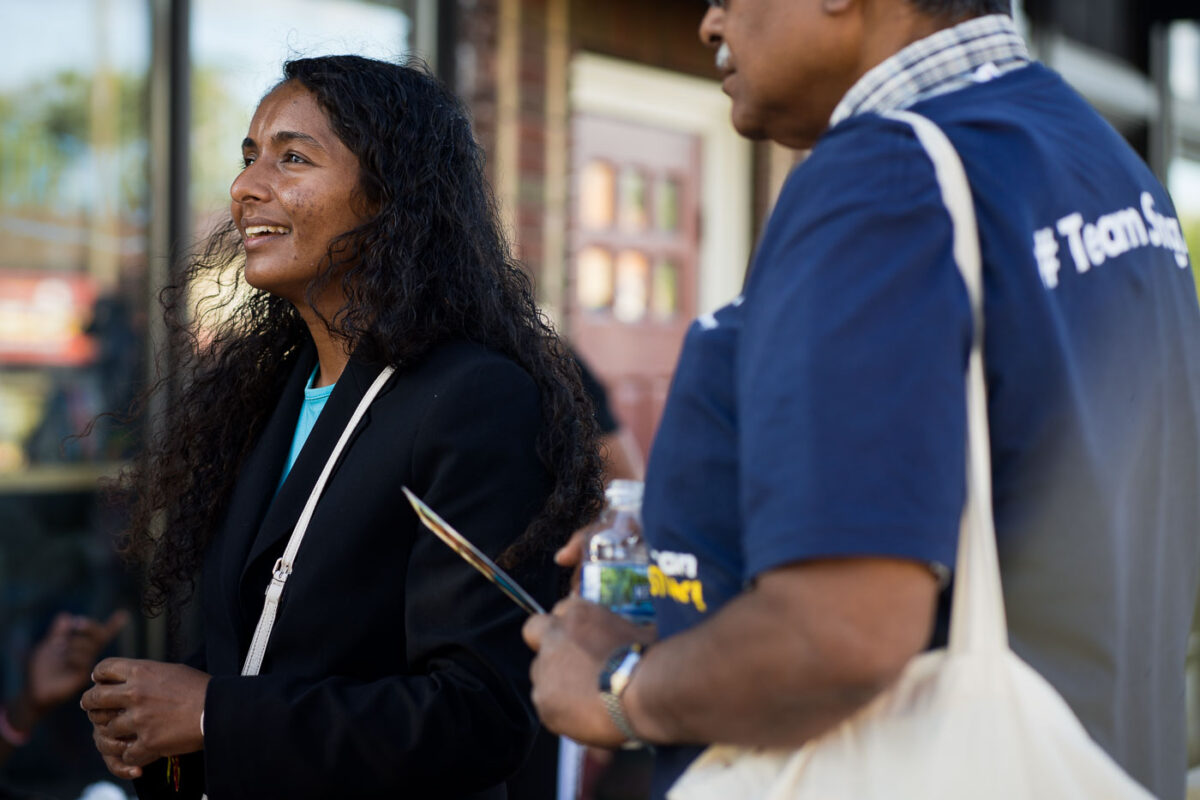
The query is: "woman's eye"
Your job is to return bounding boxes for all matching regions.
[285,153,306,164]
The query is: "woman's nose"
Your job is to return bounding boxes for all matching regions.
[230,161,267,204]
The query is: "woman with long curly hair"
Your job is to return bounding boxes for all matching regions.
[80,55,602,799]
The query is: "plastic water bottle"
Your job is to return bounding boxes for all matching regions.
[580,479,654,623]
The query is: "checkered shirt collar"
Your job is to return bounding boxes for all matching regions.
[829,14,1031,129]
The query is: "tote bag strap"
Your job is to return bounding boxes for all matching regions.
[884,110,1007,654]
[241,365,396,676]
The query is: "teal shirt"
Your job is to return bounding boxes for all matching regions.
[279,367,334,487]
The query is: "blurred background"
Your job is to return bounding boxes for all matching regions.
[0,0,1198,796]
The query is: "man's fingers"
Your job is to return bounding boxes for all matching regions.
[554,530,587,568]
[522,613,553,651]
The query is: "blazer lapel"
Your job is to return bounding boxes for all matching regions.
[211,344,314,656]
[237,355,392,618]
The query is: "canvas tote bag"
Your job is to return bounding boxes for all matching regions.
[667,112,1155,800]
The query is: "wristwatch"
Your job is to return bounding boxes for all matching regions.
[598,642,648,749]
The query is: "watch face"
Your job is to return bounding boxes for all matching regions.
[611,647,642,696]
[600,648,626,693]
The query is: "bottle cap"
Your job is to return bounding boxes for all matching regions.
[605,479,644,508]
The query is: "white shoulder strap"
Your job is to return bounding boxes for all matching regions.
[241,365,396,676]
[884,110,1007,655]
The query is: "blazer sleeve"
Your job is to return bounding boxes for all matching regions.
[199,357,553,799]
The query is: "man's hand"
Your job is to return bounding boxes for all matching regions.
[27,610,128,713]
[523,596,657,747]
[553,529,588,593]
[81,658,209,779]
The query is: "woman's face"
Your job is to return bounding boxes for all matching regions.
[230,81,373,309]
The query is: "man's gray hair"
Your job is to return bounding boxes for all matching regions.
[907,0,1012,16]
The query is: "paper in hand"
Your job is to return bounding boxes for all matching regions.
[402,486,546,615]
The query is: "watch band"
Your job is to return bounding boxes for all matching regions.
[601,690,643,748]
[598,643,648,749]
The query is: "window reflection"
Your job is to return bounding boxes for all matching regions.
[0,0,149,474]
[0,1,151,791]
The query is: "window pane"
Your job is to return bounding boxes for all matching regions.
[1168,158,1200,302]
[579,160,616,230]
[576,246,614,311]
[652,259,679,320]
[617,167,648,232]
[0,1,149,470]
[656,176,680,232]
[0,1,150,791]
[1170,22,1200,102]
[614,250,649,323]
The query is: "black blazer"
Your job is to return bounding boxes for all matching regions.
[134,340,557,799]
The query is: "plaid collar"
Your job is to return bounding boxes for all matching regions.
[829,14,1031,128]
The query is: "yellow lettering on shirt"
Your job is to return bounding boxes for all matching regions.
[649,564,707,614]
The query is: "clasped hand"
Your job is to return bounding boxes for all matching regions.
[81,658,210,781]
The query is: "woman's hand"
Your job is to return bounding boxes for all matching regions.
[81,658,210,779]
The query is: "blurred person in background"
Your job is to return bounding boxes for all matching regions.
[524,1,1200,799]
[1,611,126,773]
[80,55,602,799]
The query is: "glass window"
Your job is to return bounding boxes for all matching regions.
[1168,158,1200,301]
[617,167,648,233]
[0,1,150,793]
[579,160,616,230]
[1170,22,1200,103]
[652,259,679,320]
[576,246,614,311]
[613,250,649,323]
[655,176,680,232]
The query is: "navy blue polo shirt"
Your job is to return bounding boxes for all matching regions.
[643,62,1200,799]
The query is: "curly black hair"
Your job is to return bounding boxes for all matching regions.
[119,55,604,616]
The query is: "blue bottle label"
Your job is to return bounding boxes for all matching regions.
[582,561,655,622]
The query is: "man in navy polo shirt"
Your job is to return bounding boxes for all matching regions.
[524,2,1200,798]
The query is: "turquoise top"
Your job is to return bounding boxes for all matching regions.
[279,367,334,487]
